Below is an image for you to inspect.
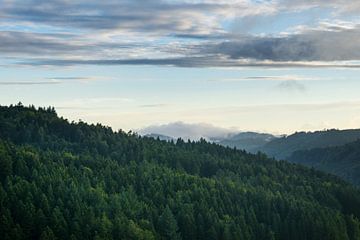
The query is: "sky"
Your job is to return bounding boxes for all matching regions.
[1,0,360,135]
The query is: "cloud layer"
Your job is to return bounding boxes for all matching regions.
[1,0,360,68]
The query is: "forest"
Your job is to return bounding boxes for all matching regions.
[256,129,360,160]
[1,104,360,240]
[288,140,360,187]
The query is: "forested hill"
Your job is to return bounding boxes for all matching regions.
[288,140,360,186]
[1,104,360,240]
[256,129,360,160]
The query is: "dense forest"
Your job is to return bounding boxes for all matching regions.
[289,140,360,187]
[256,129,360,160]
[1,104,360,240]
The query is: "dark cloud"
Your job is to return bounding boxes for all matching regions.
[0,31,85,56]
[204,27,360,62]
[19,57,360,68]
[170,33,227,40]
[0,31,140,57]
[208,37,315,61]
[18,57,216,67]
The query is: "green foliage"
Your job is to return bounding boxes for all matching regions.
[0,105,360,239]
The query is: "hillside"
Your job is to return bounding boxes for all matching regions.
[256,129,360,160]
[1,104,360,240]
[288,140,360,186]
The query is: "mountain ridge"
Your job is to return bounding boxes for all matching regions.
[256,129,360,160]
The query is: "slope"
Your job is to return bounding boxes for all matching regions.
[288,140,360,186]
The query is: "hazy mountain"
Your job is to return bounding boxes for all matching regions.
[288,140,360,186]
[139,122,278,153]
[144,133,174,141]
[138,122,236,141]
[256,129,360,160]
[214,132,277,153]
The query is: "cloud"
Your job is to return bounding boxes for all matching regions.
[46,77,91,80]
[278,0,360,14]
[139,104,169,108]
[46,76,110,83]
[0,80,61,85]
[0,31,141,58]
[5,21,360,68]
[1,1,360,68]
[0,76,107,86]
[204,25,360,62]
[210,75,321,82]
[138,121,238,140]
[0,31,81,56]
[0,0,355,37]
[276,81,307,92]
[0,0,272,35]
[19,57,360,68]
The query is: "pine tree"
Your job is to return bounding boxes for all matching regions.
[40,227,57,240]
[158,206,181,240]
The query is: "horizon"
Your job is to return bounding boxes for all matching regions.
[1,0,360,134]
[3,103,358,138]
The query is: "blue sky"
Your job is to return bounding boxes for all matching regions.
[1,0,360,134]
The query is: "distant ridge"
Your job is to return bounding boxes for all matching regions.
[144,133,174,141]
[256,129,360,160]
[214,132,277,153]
